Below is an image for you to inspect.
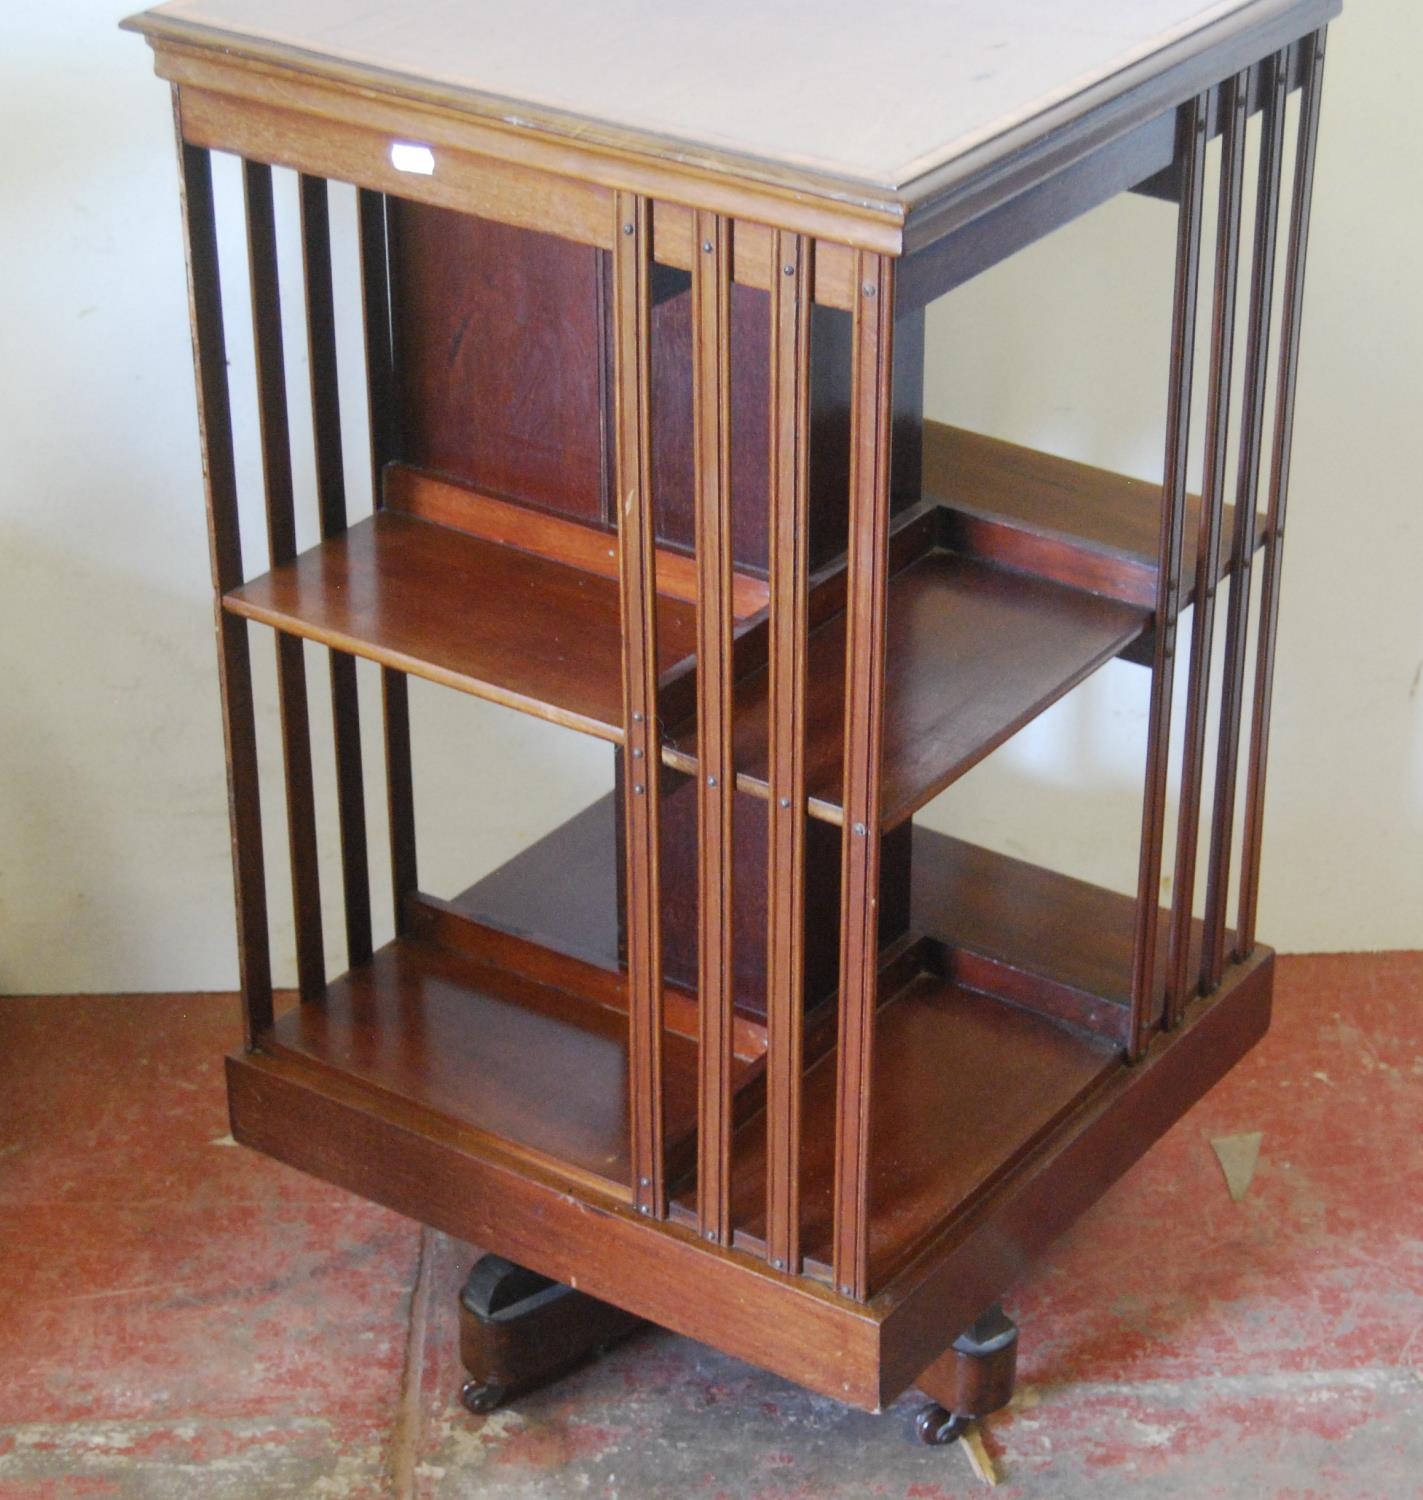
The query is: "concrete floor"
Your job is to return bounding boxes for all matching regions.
[1,951,1419,1498]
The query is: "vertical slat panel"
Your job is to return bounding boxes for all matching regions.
[301,173,373,969]
[175,124,273,1045]
[692,210,736,1244]
[1201,52,1289,991]
[243,160,326,1002]
[358,187,419,927]
[613,191,666,1218]
[1164,72,1249,1028]
[1129,95,1209,1061]
[832,252,895,1301]
[1238,29,1329,957]
[765,230,814,1275]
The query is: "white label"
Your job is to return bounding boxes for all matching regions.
[390,142,435,176]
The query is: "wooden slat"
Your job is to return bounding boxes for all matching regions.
[358,186,419,930]
[832,252,896,1300]
[1164,72,1248,1029]
[1238,28,1328,958]
[243,160,326,1002]
[174,127,273,1045]
[1202,52,1289,990]
[1128,95,1208,1062]
[692,211,736,1245]
[300,172,373,968]
[765,230,814,1275]
[612,191,666,1218]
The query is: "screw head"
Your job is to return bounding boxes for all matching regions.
[639,1176,651,1188]
[702,240,714,254]
[634,784,645,796]
[632,710,644,723]
[632,746,644,759]
[782,263,795,276]
[772,1257,785,1270]
[639,1203,652,1215]
[704,1228,717,1242]
[707,774,718,788]
[779,796,791,809]
[840,1284,854,1297]
[853,821,867,836]
[862,282,877,298]
[622,222,635,235]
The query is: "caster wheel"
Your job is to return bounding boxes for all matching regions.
[914,1401,969,1446]
[460,1379,507,1414]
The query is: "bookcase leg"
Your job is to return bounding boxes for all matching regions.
[457,1254,647,1414]
[913,1304,1019,1446]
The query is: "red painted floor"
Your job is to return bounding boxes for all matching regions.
[1,953,1418,1497]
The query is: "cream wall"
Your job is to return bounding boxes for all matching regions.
[0,0,1417,995]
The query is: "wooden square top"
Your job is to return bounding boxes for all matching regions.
[127,0,1336,211]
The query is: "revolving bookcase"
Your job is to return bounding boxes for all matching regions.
[127,0,1337,1449]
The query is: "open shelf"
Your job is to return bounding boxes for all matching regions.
[675,964,1120,1288]
[224,510,699,742]
[663,542,1146,827]
[258,921,758,1200]
[924,423,1259,609]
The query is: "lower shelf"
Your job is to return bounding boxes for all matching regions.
[259,929,754,1200]
[678,965,1119,1288]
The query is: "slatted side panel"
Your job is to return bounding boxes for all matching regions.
[1237,29,1329,957]
[175,127,273,1047]
[832,253,896,1300]
[692,210,737,1245]
[1129,95,1208,1062]
[242,160,327,1003]
[1201,50,1290,991]
[764,230,814,1277]
[612,192,668,1220]
[1163,71,1249,1029]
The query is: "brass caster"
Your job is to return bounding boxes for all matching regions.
[460,1379,507,1414]
[914,1401,970,1446]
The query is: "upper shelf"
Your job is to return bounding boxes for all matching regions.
[225,509,697,742]
[663,542,1146,828]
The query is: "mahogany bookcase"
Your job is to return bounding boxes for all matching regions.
[127,0,1337,1448]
